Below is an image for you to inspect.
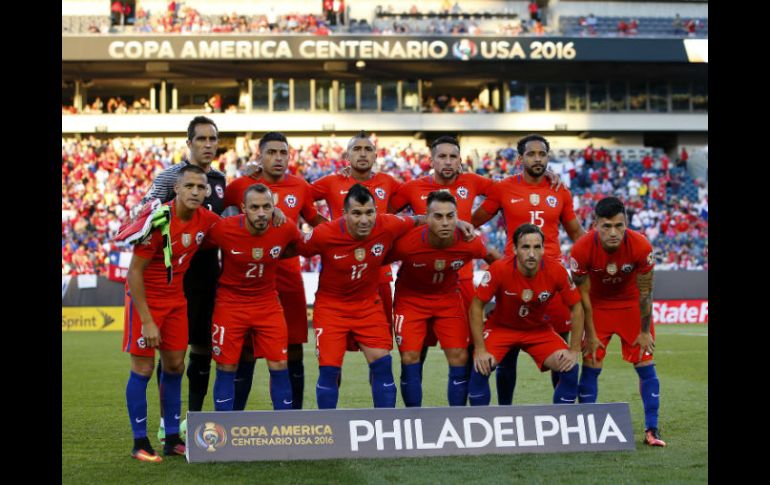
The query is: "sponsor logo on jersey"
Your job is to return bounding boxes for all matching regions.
[434,259,446,270]
[546,195,558,208]
[606,263,618,275]
[375,187,386,200]
[215,185,224,199]
[354,248,366,262]
[371,243,385,257]
[284,194,297,208]
[621,263,634,273]
[182,233,192,248]
[196,231,205,245]
[522,289,534,302]
[252,248,263,260]
[450,259,464,270]
[538,291,552,303]
[529,194,540,206]
[270,245,282,259]
[456,186,469,199]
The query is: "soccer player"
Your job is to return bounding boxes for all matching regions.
[570,196,666,447]
[311,131,403,326]
[122,165,220,461]
[207,184,300,411]
[467,223,584,407]
[289,184,423,409]
[223,132,327,410]
[387,191,497,407]
[471,134,585,405]
[140,116,226,441]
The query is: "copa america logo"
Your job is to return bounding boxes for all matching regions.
[452,39,477,61]
[195,422,228,452]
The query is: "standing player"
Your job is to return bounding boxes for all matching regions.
[471,134,585,404]
[140,116,226,442]
[289,184,422,409]
[467,224,584,406]
[207,184,300,411]
[121,165,220,461]
[570,196,666,447]
[223,132,327,410]
[387,191,496,407]
[311,131,403,326]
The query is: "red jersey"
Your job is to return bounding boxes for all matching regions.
[390,173,494,221]
[476,256,580,330]
[296,214,415,302]
[223,173,319,292]
[206,215,301,304]
[131,201,219,298]
[569,229,654,308]
[388,226,487,298]
[311,172,402,219]
[480,174,577,261]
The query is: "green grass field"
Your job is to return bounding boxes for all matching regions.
[62,324,707,484]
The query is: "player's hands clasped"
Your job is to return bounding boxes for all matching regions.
[141,321,161,348]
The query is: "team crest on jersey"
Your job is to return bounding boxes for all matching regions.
[215,185,224,199]
[354,248,366,262]
[647,252,655,266]
[395,335,403,346]
[529,194,540,206]
[212,346,221,356]
[522,289,534,302]
[205,184,212,197]
[480,271,491,287]
[546,195,558,208]
[253,248,263,260]
[538,291,552,303]
[181,233,192,248]
[270,245,282,259]
[284,194,297,208]
[450,259,464,270]
[569,257,579,272]
[303,229,313,242]
[435,259,446,271]
[606,263,618,275]
[137,337,146,349]
[375,187,386,200]
[371,243,385,257]
[456,186,469,199]
[196,231,205,245]
[621,263,634,273]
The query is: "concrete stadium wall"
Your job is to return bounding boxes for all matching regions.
[62,269,707,307]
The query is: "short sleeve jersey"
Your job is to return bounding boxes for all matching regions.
[476,255,580,330]
[388,226,487,299]
[206,215,301,304]
[132,201,220,298]
[390,173,494,221]
[569,229,654,308]
[480,174,577,262]
[311,172,402,219]
[297,214,415,302]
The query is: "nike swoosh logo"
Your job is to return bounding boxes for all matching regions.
[578,393,593,398]
[468,393,485,398]
[215,398,233,403]
[317,385,335,390]
[282,349,288,354]
[199,371,209,375]
[178,253,187,265]
[504,291,517,296]
[283,399,293,405]
[171,240,178,246]
[383,382,396,387]
[420,195,429,200]
[452,380,468,385]
[135,417,147,423]
[233,378,243,382]
[333,254,348,260]
[651,393,660,397]
[174,414,181,420]
[559,397,574,402]
[413,263,426,267]
[231,249,244,254]
[339,190,348,194]
[510,198,524,204]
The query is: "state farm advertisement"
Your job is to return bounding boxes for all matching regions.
[653,300,708,324]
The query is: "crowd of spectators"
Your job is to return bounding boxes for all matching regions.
[62,136,707,276]
[63,96,154,115]
[422,95,496,113]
